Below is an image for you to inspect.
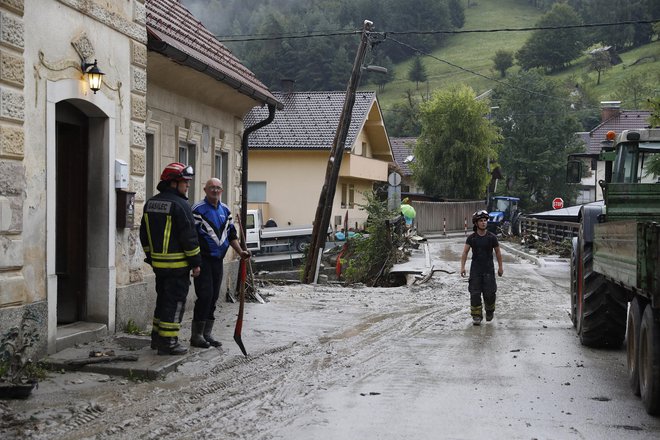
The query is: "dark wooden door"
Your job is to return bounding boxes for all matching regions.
[56,109,88,324]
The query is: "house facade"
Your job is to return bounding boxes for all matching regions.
[0,0,278,357]
[245,91,393,231]
[574,101,651,203]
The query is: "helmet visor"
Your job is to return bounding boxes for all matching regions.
[180,165,194,180]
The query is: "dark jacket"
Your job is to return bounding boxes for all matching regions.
[140,182,201,272]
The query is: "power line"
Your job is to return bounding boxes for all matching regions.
[215,19,660,42]
[386,35,574,104]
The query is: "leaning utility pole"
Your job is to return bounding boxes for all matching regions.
[302,19,374,284]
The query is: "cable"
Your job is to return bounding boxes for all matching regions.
[386,35,574,103]
[215,19,660,42]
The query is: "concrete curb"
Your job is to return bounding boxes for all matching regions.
[499,242,544,267]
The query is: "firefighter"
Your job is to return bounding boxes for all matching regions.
[459,210,504,325]
[140,162,201,355]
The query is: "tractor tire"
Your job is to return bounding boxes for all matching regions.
[627,297,645,396]
[501,221,512,237]
[639,305,660,415]
[569,237,578,328]
[577,243,627,348]
[512,216,522,236]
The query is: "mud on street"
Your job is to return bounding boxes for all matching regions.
[2,237,660,439]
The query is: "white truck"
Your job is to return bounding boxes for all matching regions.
[245,209,318,254]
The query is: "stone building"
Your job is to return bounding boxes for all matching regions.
[0,0,279,357]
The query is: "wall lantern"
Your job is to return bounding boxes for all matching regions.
[82,59,105,94]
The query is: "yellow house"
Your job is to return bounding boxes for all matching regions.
[245,91,393,231]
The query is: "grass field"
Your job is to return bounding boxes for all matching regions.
[367,0,659,114]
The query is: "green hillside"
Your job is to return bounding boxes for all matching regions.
[370,0,659,115]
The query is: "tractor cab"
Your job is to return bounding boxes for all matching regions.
[487,196,521,236]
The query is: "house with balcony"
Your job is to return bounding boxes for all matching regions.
[245,91,393,231]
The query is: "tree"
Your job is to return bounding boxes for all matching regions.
[615,72,652,109]
[408,56,427,90]
[516,3,585,72]
[491,71,584,211]
[588,50,612,85]
[383,90,422,137]
[448,0,465,28]
[492,50,514,78]
[412,85,501,199]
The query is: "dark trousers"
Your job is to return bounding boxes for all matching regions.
[193,256,223,321]
[468,271,497,317]
[154,271,190,337]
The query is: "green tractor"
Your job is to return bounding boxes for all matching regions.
[567,128,660,414]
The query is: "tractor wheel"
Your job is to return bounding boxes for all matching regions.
[639,305,660,415]
[512,216,522,236]
[577,243,627,348]
[569,237,578,328]
[627,297,644,396]
[501,221,512,237]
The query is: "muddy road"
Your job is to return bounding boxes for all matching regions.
[3,237,660,439]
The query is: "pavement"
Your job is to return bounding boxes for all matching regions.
[43,231,556,380]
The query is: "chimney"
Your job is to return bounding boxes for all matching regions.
[281,78,295,94]
[600,101,621,122]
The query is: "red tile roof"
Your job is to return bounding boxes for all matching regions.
[585,110,652,154]
[146,0,280,108]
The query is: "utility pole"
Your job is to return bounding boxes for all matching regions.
[302,19,374,284]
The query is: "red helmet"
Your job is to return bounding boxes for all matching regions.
[160,162,194,182]
[472,210,489,224]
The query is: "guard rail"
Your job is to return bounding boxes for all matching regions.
[520,216,579,244]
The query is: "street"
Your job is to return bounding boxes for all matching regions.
[3,237,660,439]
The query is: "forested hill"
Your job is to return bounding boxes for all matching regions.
[182,0,659,135]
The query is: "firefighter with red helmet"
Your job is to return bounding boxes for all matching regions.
[460,210,504,325]
[140,162,201,355]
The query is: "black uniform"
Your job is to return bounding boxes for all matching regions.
[140,182,201,346]
[465,231,499,319]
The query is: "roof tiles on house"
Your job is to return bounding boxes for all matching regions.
[585,110,652,154]
[146,0,279,107]
[245,91,377,150]
[390,137,417,176]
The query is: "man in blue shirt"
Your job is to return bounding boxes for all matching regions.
[191,178,249,348]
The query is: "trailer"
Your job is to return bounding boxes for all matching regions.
[567,128,660,414]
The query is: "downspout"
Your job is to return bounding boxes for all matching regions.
[240,104,276,234]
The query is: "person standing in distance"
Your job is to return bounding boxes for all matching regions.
[190,178,250,348]
[140,162,201,355]
[460,210,504,325]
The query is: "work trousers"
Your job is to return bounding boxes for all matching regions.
[468,271,497,317]
[193,255,224,322]
[154,270,190,337]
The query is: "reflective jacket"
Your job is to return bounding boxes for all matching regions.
[140,183,201,271]
[191,198,238,259]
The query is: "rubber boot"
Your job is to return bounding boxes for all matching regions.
[203,320,222,347]
[157,336,188,355]
[190,321,210,348]
[150,319,160,349]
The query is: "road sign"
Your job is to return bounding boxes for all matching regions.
[552,197,564,210]
[388,172,401,186]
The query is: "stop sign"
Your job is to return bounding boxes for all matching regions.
[552,197,564,210]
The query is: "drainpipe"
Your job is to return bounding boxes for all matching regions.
[240,104,276,235]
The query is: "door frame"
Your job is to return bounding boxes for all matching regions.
[46,79,117,354]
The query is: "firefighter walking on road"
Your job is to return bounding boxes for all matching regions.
[140,163,202,355]
[460,210,504,325]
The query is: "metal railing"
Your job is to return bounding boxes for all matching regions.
[521,217,579,244]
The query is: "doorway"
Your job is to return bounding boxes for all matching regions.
[55,101,89,324]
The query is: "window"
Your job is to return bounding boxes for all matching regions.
[341,183,347,208]
[214,151,229,204]
[146,133,154,200]
[348,184,355,208]
[341,183,354,208]
[248,181,267,202]
[361,141,367,157]
[179,141,196,201]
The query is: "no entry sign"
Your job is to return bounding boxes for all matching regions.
[552,197,564,210]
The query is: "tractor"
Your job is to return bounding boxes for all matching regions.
[487,196,522,236]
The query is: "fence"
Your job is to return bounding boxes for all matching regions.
[411,200,486,234]
[520,216,580,244]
